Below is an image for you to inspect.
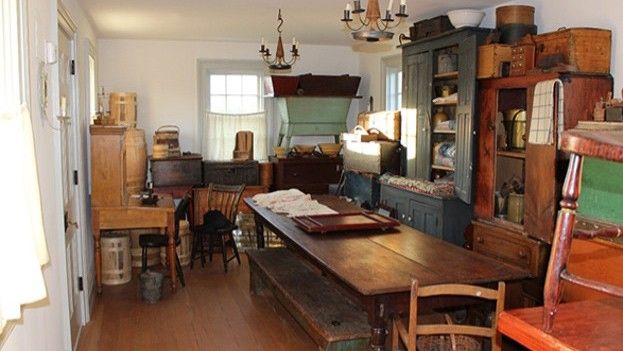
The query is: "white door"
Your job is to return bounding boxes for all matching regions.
[58,12,85,348]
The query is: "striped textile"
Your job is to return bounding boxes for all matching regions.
[528,79,564,147]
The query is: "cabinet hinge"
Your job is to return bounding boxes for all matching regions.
[73,170,78,185]
[70,60,76,75]
[77,276,83,291]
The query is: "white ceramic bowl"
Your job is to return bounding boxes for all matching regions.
[447,9,485,28]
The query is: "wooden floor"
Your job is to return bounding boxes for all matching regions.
[77,253,317,351]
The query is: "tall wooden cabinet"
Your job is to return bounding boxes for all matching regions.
[90,125,128,207]
[402,28,489,204]
[471,73,612,305]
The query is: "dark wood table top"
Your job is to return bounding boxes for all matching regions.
[498,298,623,350]
[245,195,529,296]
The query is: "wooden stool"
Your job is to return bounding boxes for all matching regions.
[542,128,623,332]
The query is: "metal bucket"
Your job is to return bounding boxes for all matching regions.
[502,109,527,150]
[140,270,164,304]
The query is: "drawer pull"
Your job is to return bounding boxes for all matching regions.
[476,236,484,244]
[518,250,528,259]
[407,216,412,222]
[291,172,299,177]
[401,214,406,219]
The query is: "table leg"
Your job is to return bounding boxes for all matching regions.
[167,212,177,291]
[92,210,102,294]
[254,213,265,249]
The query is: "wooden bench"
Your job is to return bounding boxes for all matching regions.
[247,248,371,351]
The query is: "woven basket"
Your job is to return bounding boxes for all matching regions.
[416,314,482,351]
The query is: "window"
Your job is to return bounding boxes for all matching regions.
[209,74,263,114]
[198,60,268,161]
[382,55,402,111]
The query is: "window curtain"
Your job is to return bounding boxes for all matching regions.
[1,0,49,333]
[0,106,50,333]
[202,112,268,161]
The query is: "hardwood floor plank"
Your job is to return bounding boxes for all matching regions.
[78,253,317,351]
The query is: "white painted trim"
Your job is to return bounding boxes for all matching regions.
[380,54,401,111]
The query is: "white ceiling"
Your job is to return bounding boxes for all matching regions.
[78,0,508,46]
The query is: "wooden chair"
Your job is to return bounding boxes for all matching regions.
[233,130,253,160]
[190,183,245,272]
[391,280,506,351]
[542,129,623,332]
[139,194,191,287]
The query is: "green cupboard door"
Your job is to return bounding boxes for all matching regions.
[414,52,433,180]
[454,34,478,204]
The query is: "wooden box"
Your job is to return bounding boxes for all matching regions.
[343,141,401,175]
[478,44,512,79]
[356,110,401,141]
[150,154,202,187]
[533,28,611,73]
[90,125,128,207]
[510,43,536,76]
[410,16,454,41]
[203,160,259,186]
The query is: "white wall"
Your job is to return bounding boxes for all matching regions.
[2,0,96,349]
[98,39,361,152]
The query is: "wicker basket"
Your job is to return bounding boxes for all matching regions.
[416,314,482,351]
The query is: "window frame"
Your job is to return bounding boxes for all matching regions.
[381,54,402,111]
[207,73,263,114]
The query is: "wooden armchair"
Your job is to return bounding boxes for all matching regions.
[391,280,506,351]
[542,129,623,332]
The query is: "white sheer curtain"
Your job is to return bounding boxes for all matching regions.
[202,112,268,161]
[0,0,50,333]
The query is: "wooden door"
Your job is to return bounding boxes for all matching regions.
[413,52,433,180]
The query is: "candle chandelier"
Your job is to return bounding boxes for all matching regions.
[259,9,299,70]
[341,0,409,42]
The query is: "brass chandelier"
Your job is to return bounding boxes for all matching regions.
[259,9,299,70]
[341,0,408,42]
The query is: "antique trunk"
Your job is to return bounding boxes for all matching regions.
[343,141,401,175]
[341,171,380,209]
[533,28,611,73]
[150,154,202,187]
[203,160,259,186]
[410,16,454,41]
[478,44,512,79]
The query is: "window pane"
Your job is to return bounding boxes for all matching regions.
[210,75,226,95]
[210,95,226,113]
[241,96,259,113]
[226,95,242,113]
[226,75,242,95]
[397,72,402,94]
[242,75,258,95]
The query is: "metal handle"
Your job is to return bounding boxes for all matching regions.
[476,236,484,243]
[407,216,412,222]
[518,250,527,259]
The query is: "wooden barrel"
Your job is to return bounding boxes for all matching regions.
[125,128,147,195]
[109,92,137,127]
[160,220,191,267]
[259,162,273,187]
[154,125,181,157]
[129,228,162,268]
[496,5,534,27]
[101,232,132,285]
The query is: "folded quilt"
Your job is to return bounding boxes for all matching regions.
[252,189,337,217]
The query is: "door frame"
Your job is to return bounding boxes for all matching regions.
[58,3,89,349]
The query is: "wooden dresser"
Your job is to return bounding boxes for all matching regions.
[271,156,342,194]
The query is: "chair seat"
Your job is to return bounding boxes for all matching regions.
[139,233,180,248]
[195,210,237,234]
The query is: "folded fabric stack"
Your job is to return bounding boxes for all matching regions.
[433,142,456,168]
[252,189,338,217]
[432,92,458,105]
[379,174,455,198]
[433,120,456,132]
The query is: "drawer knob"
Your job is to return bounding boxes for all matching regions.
[401,214,406,219]
[476,236,484,243]
[407,216,412,222]
[518,250,528,259]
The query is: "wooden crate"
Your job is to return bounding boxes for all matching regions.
[533,28,611,74]
[478,44,512,79]
[356,110,401,141]
[409,15,454,41]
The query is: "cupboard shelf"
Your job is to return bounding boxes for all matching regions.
[497,150,526,159]
[434,71,459,80]
[433,130,456,134]
[431,164,455,171]
[433,101,457,106]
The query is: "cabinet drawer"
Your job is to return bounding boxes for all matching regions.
[472,221,545,276]
[282,163,341,184]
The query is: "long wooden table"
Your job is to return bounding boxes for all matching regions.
[92,195,176,293]
[246,195,529,349]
